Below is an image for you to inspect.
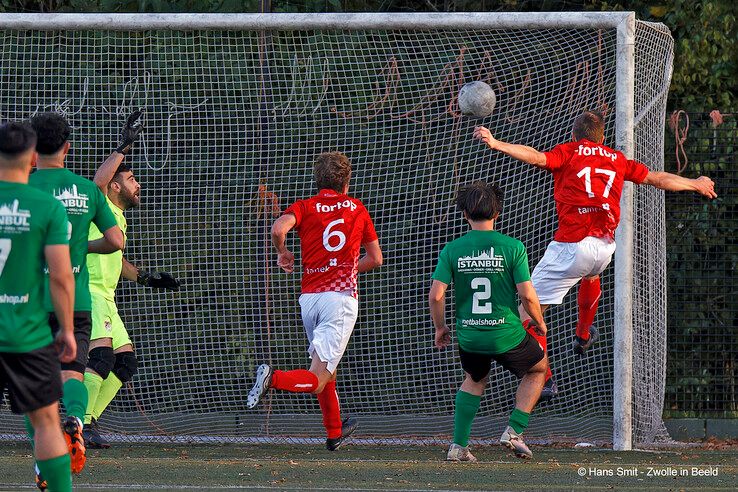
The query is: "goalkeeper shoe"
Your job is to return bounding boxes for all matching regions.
[63,416,87,473]
[500,426,533,460]
[247,364,273,409]
[326,416,358,451]
[573,326,600,356]
[34,463,47,492]
[83,418,110,449]
[538,377,558,404]
[446,443,478,462]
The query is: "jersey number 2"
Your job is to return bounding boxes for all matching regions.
[471,277,492,314]
[323,219,346,252]
[0,238,11,276]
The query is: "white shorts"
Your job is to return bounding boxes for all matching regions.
[299,291,359,373]
[531,236,616,305]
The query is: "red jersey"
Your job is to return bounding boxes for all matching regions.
[284,189,378,296]
[542,139,650,242]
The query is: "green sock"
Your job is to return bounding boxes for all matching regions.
[93,373,123,421]
[24,415,35,447]
[453,390,481,447]
[508,408,530,434]
[36,454,72,492]
[83,372,103,425]
[62,379,88,423]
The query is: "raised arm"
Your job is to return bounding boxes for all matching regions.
[271,213,297,273]
[45,244,76,363]
[87,225,125,254]
[95,110,145,194]
[641,171,717,199]
[473,126,547,168]
[358,240,383,273]
[516,281,547,335]
[429,280,451,349]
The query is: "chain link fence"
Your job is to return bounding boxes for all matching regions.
[664,111,738,418]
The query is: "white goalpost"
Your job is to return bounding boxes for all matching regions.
[0,12,673,450]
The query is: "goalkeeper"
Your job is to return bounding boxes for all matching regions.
[430,181,548,461]
[82,111,181,449]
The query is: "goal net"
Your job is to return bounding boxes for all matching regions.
[0,13,673,447]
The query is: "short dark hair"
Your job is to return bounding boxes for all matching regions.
[111,162,133,184]
[572,111,605,142]
[314,152,351,193]
[456,180,504,221]
[0,121,37,157]
[30,112,71,155]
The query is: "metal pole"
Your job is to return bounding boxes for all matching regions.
[613,12,636,452]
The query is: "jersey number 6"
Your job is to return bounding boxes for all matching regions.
[323,219,346,252]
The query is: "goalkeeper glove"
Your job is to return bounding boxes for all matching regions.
[115,109,145,155]
[137,271,180,291]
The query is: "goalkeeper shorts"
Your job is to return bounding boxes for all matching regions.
[90,294,133,350]
[299,291,359,374]
[531,236,616,305]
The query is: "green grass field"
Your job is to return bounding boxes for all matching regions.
[1,442,737,491]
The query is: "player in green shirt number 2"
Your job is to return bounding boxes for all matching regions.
[429,181,549,461]
[0,122,76,492]
[28,112,126,482]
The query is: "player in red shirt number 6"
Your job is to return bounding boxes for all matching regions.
[474,111,716,400]
[247,152,383,451]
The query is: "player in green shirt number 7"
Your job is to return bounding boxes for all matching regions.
[429,181,548,461]
[0,122,76,492]
[28,112,125,482]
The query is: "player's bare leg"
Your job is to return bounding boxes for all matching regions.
[447,373,485,463]
[574,275,601,356]
[501,355,547,459]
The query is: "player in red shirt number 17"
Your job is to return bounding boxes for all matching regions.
[247,152,383,451]
[474,111,716,401]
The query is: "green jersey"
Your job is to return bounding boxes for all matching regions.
[432,230,531,354]
[0,181,69,353]
[29,168,117,312]
[87,196,126,301]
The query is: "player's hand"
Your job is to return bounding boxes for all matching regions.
[530,321,547,337]
[277,250,295,273]
[693,176,717,199]
[473,126,498,150]
[434,325,451,349]
[54,329,77,363]
[116,109,145,155]
[137,271,181,291]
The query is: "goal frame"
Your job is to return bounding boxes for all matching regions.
[0,11,639,450]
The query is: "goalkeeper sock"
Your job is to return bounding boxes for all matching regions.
[523,320,552,381]
[316,381,342,439]
[62,379,88,424]
[453,390,481,447]
[576,277,601,341]
[271,369,318,393]
[24,415,35,447]
[92,373,123,421]
[508,408,530,434]
[36,454,72,492]
[83,372,103,425]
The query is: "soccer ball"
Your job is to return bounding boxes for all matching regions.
[458,81,496,118]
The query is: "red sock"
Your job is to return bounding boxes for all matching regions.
[576,277,601,341]
[317,380,342,439]
[523,319,552,381]
[271,369,318,393]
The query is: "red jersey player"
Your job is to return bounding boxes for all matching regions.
[474,111,716,400]
[247,151,383,451]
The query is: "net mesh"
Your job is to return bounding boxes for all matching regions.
[0,18,673,446]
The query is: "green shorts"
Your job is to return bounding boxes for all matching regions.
[90,293,132,350]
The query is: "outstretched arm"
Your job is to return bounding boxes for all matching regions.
[641,171,717,199]
[473,126,547,168]
[271,214,297,273]
[123,257,180,290]
[94,110,145,194]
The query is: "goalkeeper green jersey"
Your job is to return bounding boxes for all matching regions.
[432,230,531,354]
[29,168,117,312]
[88,196,126,301]
[0,181,69,353]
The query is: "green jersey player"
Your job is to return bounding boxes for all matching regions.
[0,121,75,492]
[28,112,125,478]
[429,181,548,461]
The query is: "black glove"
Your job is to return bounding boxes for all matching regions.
[137,271,180,291]
[115,109,145,155]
